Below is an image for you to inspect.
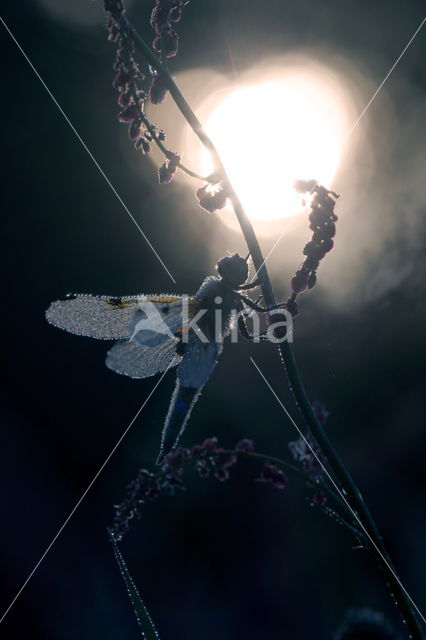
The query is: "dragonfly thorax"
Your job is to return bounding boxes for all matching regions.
[194,277,239,339]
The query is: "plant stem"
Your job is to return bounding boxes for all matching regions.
[278,340,423,638]
[229,450,340,500]
[228,450,353,519]
[126,76,207,181]
[109,530,160,639]
[139,109,207,181]
[141,449,338,502]
[113,11,424,639]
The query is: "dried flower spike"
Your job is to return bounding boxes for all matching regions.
[111,437,289,540]
[288,180,339,313]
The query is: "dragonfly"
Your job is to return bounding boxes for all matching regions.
[46,253,285,464]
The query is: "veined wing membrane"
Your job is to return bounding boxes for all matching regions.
[45,294,185,340]
[106,338,181,379]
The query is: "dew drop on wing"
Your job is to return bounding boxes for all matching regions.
[106,338,181,379]
[45,294,142,340]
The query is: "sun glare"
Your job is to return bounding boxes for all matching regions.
[201,78,345,221]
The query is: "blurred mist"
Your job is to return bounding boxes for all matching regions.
[1,1,425,639]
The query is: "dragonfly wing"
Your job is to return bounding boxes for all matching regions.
[45,294,186,340]
[130,297,198,347]
[106,338,181,379]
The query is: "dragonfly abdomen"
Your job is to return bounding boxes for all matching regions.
[157,382,201,464]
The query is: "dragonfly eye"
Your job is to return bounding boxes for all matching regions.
[216,253,249,287]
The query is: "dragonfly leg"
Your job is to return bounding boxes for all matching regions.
[237,316,269,341]
[237,278,262,291]
[241,295,263,317]
[237,292,287,313]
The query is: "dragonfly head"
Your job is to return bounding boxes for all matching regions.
[216,253,249,288]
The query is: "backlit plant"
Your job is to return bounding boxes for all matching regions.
[102,2,424,639]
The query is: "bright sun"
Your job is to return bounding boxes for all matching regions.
[201,79,345,221]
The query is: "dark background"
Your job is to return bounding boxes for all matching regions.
[1,1,425,638]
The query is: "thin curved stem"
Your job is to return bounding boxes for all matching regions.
[278,341,423,637]
[140,109,207,180]
[223,450,353,517]
[226,450,335,496]
[146,450,330,496]
[116,13,229,166]
[127,79,207,181]
[112,10,424,639]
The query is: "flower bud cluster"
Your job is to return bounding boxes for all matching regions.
[148,74,168,105]
[105,6,160,157]
[105,0,190,184]
[149,1,187,102]
[111,437,288,541]
[289,180,339,313]
[105,1,189,184]
[158,151,181,184]
[195,181,230,214]
[151,1,185,43]
[152,22,179,59]
[257,461,288,489]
